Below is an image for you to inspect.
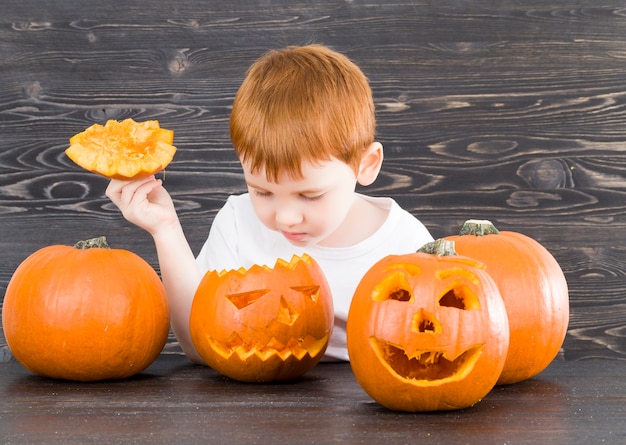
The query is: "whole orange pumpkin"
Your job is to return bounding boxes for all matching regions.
[2,237,170,381]
[189,254,333,382]
[347,240,510,412]
[446,219,569,385]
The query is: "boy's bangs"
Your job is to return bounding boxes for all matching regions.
[235,116,338,182]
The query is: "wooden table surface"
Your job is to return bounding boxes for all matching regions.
[0,351,624,445]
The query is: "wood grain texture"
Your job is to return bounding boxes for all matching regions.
[1,355,625,444]
[1,0,626,360]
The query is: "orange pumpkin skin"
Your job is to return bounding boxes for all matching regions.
[2,237,170,381]
[189,254,333,383]
[446,220,569,385]
[347,242,509,412]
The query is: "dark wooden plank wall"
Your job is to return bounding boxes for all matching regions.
[1,0,625,361]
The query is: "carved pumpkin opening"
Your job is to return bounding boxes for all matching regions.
[369,283,484,384]
[390,289,411,301]
[414,308,441,333]
[276,296,300,326]
[370,338,483,383]
[371,271,414,303]
[439,289,466,309]
[207,331,328,362]
[226,289,269,309]
[438,284,481,311]
[208,283,327,361]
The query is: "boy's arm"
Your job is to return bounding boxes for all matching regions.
[106,177,205,364]
[152,221,205,364]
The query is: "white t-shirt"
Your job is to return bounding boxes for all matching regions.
[196,193,433,361]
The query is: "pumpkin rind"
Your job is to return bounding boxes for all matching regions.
[2,237,170,381]
[189,254,334,382]
[446,219,570,385]
[65,118,176,180]
[347,241,510,412]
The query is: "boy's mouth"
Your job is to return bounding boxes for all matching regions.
[281,230,308,243]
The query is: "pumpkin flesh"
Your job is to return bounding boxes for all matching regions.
[65,118,176,179]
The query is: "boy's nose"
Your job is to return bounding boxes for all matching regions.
[275,205,304,227]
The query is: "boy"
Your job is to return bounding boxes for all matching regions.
[106,44,433,363]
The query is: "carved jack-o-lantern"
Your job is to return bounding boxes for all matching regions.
[189,254,333,382]
[347,240,510,411]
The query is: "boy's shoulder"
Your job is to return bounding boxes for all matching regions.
[356,194,433,244]
[358,194,420,224]
[223,192,253,212]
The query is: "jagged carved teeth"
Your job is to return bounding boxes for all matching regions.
[207,333,330,361]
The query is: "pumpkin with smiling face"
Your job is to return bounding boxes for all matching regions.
[189,254,333,382]
[347,240,510,412]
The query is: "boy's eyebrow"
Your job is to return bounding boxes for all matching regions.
[244,180,270,191]
[245,180,325,195]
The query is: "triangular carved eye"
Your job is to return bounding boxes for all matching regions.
[291,285,320,302]
[389,288,412,302]
[226,289,270,309]
[371,272,414,303]
[438,286,481,310]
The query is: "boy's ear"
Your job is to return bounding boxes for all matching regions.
[357,142,384,186]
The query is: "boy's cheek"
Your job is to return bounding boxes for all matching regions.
[248,199,274,228]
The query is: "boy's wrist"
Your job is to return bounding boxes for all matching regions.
[150,218,184,243]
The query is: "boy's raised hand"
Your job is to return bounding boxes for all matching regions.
[106,176,178,236]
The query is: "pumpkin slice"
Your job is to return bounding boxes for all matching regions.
[65,118,176,180]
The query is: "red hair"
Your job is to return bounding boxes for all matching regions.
[230,44,375,181]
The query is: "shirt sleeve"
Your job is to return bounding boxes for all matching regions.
[196,198,240,273]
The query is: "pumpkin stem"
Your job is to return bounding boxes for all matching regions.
[418,239,458,256]
[73,236,110,250]
[459,219,500,236]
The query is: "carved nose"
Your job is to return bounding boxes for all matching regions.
[412,308,442,334]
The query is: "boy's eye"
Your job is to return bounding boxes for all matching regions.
[301,193,324,201]
[252,189,272,198]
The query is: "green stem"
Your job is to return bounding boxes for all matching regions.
[73,236,110,249]
[459,219,500,236]
[417,239,458,256]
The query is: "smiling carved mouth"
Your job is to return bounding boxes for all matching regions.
[370,337,483,383]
